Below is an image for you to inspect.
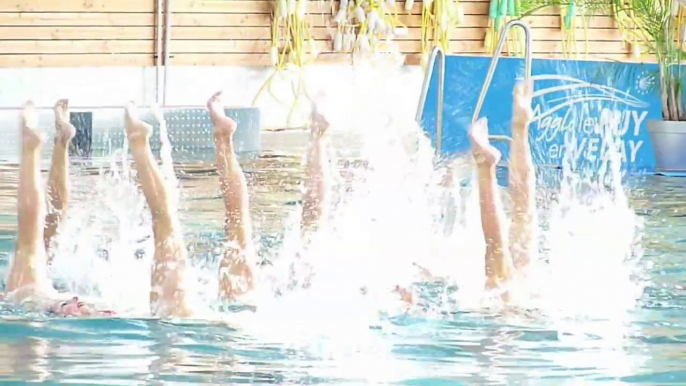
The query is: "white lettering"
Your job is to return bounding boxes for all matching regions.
[632,111,648,136]
[620,140,628,162]
[573,138,588,160]
[528,90,649,166]
[586,137,600,161]
[583,117,595,134]
[629,140,643,162]
[618,110,631,136]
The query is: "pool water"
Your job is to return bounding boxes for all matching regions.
[0,128,685,385]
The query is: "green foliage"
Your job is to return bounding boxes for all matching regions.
[519,0,610,18]
[517,0,686,120]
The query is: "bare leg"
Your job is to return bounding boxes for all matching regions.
[125,103,192,318]
[508,81,536,270]
[7,102,50,296]
[207,92,255,301]
[469,118,513,289]
[300,105,330,239]
[44,99,76,252]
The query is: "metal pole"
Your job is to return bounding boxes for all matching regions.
[163,0,173,106]
[0,104,224,111]
[155,0,163,105]
[472,19,533,124]
[415,46,446,155]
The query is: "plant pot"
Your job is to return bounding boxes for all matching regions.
[647,120,686,173]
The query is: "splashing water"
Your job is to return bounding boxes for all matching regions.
[44,65,645,360]
[236,65,647,353]
[49,151,153,315]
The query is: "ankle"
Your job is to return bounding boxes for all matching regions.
[22,136,42,151]
[128,136,149,151]
[476,162,497,173]
[214,132,235,146]
[54,135,71,147]
[512,120,529,132]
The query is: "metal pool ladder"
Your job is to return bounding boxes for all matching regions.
[415,19,533,155]
[416,46,446,154]
[473,20,533,124]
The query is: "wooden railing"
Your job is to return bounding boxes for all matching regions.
[0,0,632,67]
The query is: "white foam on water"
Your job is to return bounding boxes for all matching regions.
[49,149,153,315]
[42,65,646,378]
[231,66,648,377]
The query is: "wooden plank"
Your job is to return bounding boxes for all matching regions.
[0,0,614,16]
[0,12,154,26]
[0,12,617,29]
[0,0,155,12]
[0,26,154,40]
[170,53,374,66]
[168,26,623,41]
[0,53,153,67]
[447,40,629,54]
[0,40,154,54]
[169,39,628,54]
[0,23,626,42]
[0,52,654,69]
[0,0,608,14]
[171,13,618,28]
[169,52,647,66]
[172,0,595,16]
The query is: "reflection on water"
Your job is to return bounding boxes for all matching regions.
[0,132,685,383]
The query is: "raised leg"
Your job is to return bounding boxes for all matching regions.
[469,118,513,289]
[7,102,50,296]
[208,92,255,301]
[43,99,76,252]
[125,103,192,318]
[508,81,536,270]
[300,105,331,240]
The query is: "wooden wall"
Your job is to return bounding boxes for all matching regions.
[0,0,632,67]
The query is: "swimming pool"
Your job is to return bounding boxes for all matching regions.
[0,125,685,385]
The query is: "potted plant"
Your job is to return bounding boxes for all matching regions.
[620,0,686,172]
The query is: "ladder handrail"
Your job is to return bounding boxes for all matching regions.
[415,46,446,155]
[472,20,533,123]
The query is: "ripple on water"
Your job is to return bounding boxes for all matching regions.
[0,137,684,383]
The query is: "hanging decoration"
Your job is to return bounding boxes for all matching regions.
[331,0,409,56]
[559,2,577,56]
[253,0,319,126]
[419,0,465,67]
[484,0,525,57]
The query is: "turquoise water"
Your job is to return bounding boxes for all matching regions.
[0,148,685,384]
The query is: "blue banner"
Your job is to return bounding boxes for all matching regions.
[419,55,661,173]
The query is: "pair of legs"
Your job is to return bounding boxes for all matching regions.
[6,101,82,312]
[469,81,536,289]
[210,94,331,299]
[124,92,331,316]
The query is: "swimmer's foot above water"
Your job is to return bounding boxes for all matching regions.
[469,118,501,167]
[21,101,43,149]
[53,99,76,145]
[208,91,238,139]
[124,102,153,146]
[512,80,534,131]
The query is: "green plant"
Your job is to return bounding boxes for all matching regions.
[519,0,686,121]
